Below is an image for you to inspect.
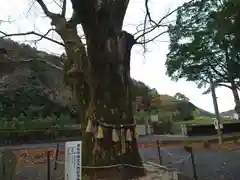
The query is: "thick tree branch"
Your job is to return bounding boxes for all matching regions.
[70,0,96,25]
[68,11,81,26]
[71,0,130,29]
[61,0,67,16]
[36,0,59,18]
[0,30,65,47]
[113,0,130,29]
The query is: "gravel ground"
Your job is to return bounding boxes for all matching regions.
[15,162,178,180]
[5,135,240,180]
[140,147,240,180]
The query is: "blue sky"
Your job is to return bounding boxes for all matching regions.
[0,0,236,113]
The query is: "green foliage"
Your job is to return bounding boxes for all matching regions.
[152,121,173,134]
[193,109,200,118]
[171,123,183,134]
[0,149,17,180]
[0,128,80,145]
[132,80,197,122]
[203,140,210,148]
[0,114,80,145]
[0,114,74,130]
[233,136,240,144]
[0,37,214,128]
[0,87,76,119]
[165,0,240,92]
[183,141,192,152]
[174,92,189,101]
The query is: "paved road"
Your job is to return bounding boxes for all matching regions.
[140,133,240,142]
[1,133,239,150]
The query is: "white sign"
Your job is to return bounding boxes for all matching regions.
[150,115,158,122]
[181,124,187,135]
[213,119,223,130]
[65,141,82,180]
[233,112,239,120]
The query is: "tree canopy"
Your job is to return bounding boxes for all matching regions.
[165,0,240,116]
[166,0,240,86]
[174,92,189,102]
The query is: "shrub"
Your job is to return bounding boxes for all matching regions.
[183,141,192,152]
[203,140,210,148]
[233,136,240,144]
[0,128,81,145]
[0,113,80,145]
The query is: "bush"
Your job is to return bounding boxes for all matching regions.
[183,141,192,152]
[0,128,81,145]
[0,114,80,145]
[233,136,240,144]
[0,114,75,130]
[203,140,210,148]
[152,120,173,134]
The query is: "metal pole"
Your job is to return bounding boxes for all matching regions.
[190,151,197,180]
[156,140,162,165]
[119,125,124,180]
[54,144,59,170]
[209,72,222,144]
[47,150,51,180]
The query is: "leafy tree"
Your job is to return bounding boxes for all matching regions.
[165,0,240,117]
[174,92,189,102]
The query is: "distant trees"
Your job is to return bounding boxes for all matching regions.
[165,0,240,117]
[174,93,189,102]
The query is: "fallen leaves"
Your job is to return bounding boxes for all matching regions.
[14,148,65,167]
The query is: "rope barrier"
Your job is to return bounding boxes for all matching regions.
[98,121,136,129]
[15,148,190,170]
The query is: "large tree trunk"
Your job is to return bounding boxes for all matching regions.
[81,28,145,177]
[226,50,240,119]
[230,80,240,119]
[52,5,145,178]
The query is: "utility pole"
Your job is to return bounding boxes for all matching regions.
[209,72,223,144]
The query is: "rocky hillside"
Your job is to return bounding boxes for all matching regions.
[0,38,76,119]
[0,38,213,122]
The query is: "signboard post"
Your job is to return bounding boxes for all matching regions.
[213,119,223,130]
[65,141,82,180]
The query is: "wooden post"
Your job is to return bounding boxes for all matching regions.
[54,144,59,170]
[119,125,125,180]
[184,146,197,180]
[0,149,17,180]
[47,151,51,180]
[156,140,162,165]
[190,151,197,180]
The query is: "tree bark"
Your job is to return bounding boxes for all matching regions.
[51,18,90,128]
[51,9,145,179]
[225,48,240,119]
[33,0,144,178]
[81,28,145,177]
[229,80,240,119]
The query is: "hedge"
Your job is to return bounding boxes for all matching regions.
[0,128,82,145]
